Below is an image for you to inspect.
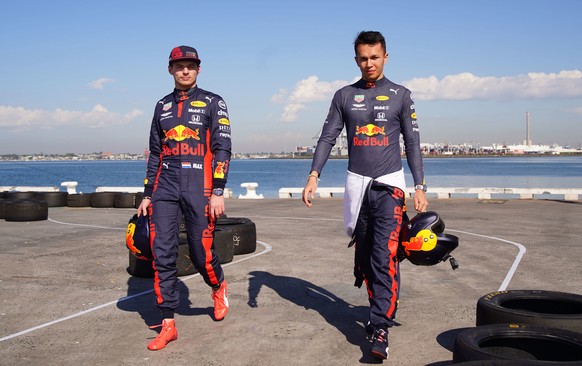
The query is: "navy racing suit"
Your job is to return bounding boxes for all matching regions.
[144,86,231,313]
[310,77,425,329]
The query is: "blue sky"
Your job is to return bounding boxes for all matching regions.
[1,0,581,154]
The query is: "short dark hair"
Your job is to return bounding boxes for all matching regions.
[354,31,386,55]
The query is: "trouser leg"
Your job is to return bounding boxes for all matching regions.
[181,192,224,287]
[150,197,181,312]
[355,183,405,328]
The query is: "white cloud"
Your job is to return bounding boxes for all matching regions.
[281,103,305,123]
[88,78,115,90]
[404,70,582,101]
[272,75,354,122]
[0,105,143,130]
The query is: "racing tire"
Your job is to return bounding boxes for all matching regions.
[216,217,257,255]
[35,192,68,207]
[134,192,144,209]
[0,198,17,219]
[3,199,48,222]
[453,323,582,364]
[67,194,91,207]
[114,193,137,208]
[90,192,117,208]
[5,191,38,200]
[212,227,235,263]
[476,290,582,333]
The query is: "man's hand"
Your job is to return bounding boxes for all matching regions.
[413,190,428,212]
[302,171,319,208]
[209,194,225,220]
[137,198,151,217]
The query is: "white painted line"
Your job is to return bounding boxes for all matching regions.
[447,229,526,291]
[252,215,526,291]
[48,217,127,230]
[0,241,272,343]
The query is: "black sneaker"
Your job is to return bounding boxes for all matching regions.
[370,327,389,360]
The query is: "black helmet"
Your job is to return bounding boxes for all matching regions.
[399,211,459,268]
[126,214,152,260]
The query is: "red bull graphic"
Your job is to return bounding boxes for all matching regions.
[163,125,200,142]
[355,124,385,136]
[162,143,204,157]
[214,161,227,179]
[354,124,388,146]
[401,229,437,256]
[125,223,146,259]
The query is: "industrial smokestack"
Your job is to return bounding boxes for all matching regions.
[525,111,531,146]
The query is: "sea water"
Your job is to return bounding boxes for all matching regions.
[1,156,581,198]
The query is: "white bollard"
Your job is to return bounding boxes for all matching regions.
[238,182,264,199]
[61,181,78,194]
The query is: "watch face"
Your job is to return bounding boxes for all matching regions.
[213,188,224,196]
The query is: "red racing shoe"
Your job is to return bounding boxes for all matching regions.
[147,319,178,351]
[212,281,229,321]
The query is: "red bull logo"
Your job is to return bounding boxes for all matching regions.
[354,123,388,147]
[163,125,200,142]
[214,161,227,179]
[355,124,385,136]
[401,229,437,255]
[162,143,204,157]
[125,223,142,257]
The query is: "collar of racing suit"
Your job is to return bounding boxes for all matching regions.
[357,76,388,89]
[173,86,198,101]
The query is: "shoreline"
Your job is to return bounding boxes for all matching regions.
[1,152,582,162]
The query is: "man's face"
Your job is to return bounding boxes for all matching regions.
[354,43,388,82]
[168,60,200,90]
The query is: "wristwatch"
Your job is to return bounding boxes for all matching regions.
[212,188,224,197]
[414,184,428,192]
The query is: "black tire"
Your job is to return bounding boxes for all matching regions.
[35,192,68,207]
[0,198,17,219]
[134,192,144,209]
[90,192,117,208]
[477,290,582,334]
[67,194,91,207]
[5,191,38,200]
[216,217,257,255]
[4,199,48,222]
[114,193,137,208]
[453,323,582,364]
[213,227,235,264]
[127,252,155,278]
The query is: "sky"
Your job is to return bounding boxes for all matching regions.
[1,0,581,154]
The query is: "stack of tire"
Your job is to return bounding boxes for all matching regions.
[453,290,582,364]
[67,192,142,208]
[127,216,257,278]
[0,191,69,221]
